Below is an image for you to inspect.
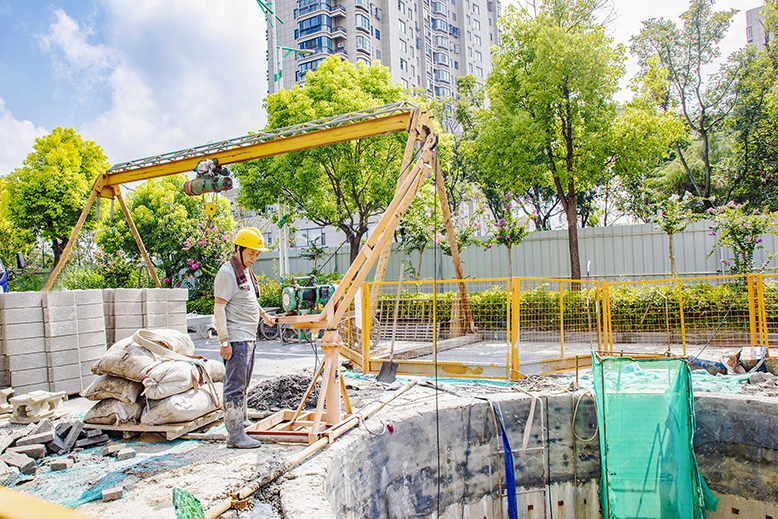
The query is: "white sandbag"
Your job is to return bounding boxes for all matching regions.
[140,383,222,425]
[133,328,195,357]
[91,337,158,382]
[81,374,144,404]
[84,398,143,425]
[141,359,225,400]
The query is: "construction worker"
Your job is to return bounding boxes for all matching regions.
[213,227,276,448]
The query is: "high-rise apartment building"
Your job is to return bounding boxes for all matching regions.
[267,0,501,96]
[746,6,769,52]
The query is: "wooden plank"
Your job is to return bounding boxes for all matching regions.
[116,190,161,288]
[83,410,223,440]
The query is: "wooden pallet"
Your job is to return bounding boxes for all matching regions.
[83,409,223,441]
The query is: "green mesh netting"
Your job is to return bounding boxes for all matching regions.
[592,354,718,518]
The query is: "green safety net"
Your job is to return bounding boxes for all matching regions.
[592,354,719,518]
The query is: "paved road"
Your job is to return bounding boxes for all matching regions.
[191,334,324,381]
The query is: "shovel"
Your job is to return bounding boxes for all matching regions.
[377,265,404,383]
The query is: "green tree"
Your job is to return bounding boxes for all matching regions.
[479,0,625,280]
[484,193,532,277]
[707,201,778,274]
[652,192,698,276]
[396,181,437,280]
[0,178,35,267]
[96,174,236,294]
[7,127,109,266]
[631,0,738,206]
[232,57,447,265]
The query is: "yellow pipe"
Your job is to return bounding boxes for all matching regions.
[361,285,370,373]
[511,277,520,380]
[559,280,565,359]
[748,274,757,349]
[677,280,687,356]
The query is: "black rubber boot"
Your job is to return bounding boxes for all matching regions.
[224,394,261,449]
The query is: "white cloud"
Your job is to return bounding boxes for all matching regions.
[80,0,269,165]
[0,98,46,176]
[38,8,119,105]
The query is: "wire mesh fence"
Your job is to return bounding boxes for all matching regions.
[603,275,757,358]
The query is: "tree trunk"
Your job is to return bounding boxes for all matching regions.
[348,233,362,265]
[507,245,513,278]
[52,238,68,270]
[669,232,676,277]
[417,248,424,281]
[565,199,581,281]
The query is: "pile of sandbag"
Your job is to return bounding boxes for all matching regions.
[81,329,224,426]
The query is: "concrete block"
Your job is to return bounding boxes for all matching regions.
[113,289,143,304]
[144,314,169,329]
[52,363,81,381]
[0,451,35,475]
[7,444,45,459]
[31,418,54,435]
[7,352,47,372]
[102,289,115,304]
[76,331,106,349]
[0,460,16,480]
[113,301,144,316]
[113,328,135,342]
[5,307,47,325]
[144,289,167,302]
[44,320,77,337]
[59,421,83,454]
[55,422,73,437]
[75,303,104,320]
[51,458,74,471]
[42,291,75,307]
[84,428,103,438]
[44,335,77,352]
[102,443,125,456]
[3,336,46,356]
[2,292,43,309]
[49,348,82,366]
[10,367,48,387]
[144,301,167,315]
[76,345,105,363]
[168,289,189,302]
[48,434,66,453]
[9,390,64,424]
[50,378,85,395]
[77,317,106,334]
[74,290,103,305]
[115,314,144,329]
[75,434,109,447]
[115,448,135,461]
[12,382,49,394]
[4,322,45,340]
[167,314,188,330]
[16,430,56,447]
[43,305,76,323]
[102,486,123,502]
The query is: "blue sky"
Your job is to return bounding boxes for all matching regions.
[0,0,752,176]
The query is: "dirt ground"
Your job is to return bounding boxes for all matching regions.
[4,364,778,519]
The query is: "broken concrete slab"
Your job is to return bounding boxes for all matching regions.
[115,448,136,461]
[103,443,125,457]
[1,451,35,475]
[7,444,46,460]
[59,420,83,454]
[15,429,56,447]
[51,458,74,471]
[75,434,109,448]
[102,486,124,502]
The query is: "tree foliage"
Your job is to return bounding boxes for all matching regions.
[478,0,625,280]
[7,127,109,266]
[232,57,443,264]
[96,174,236,293]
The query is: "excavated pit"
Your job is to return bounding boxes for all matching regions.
[285,386,778,519]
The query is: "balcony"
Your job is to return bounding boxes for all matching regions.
[295,46,333,60]
[331,3,346,16]
[294,1,332,19]
[332,25,347,37]
[354,0,369,12]
[296,25,332,39]
[334,47,347,56]
[356,39,372,55]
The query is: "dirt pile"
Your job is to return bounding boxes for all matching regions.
[247,374,320,412]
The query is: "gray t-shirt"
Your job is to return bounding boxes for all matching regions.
[214,261,260,342]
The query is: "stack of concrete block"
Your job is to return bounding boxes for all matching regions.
[42,290,106,395]
[111,288,144,343]
[102,289,115,346]
[145,288,188,332]
[3,292,47,394]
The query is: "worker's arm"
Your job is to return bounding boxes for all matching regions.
[260,305,277,326]
[214,296,232,360]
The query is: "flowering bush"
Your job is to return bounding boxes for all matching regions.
[651,192,698,276]
[484,193,532,277]
[173,222,235,298]
[94,250,140,288]
[707,201,778,274]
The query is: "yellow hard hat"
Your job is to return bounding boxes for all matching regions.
[234,227,267,252]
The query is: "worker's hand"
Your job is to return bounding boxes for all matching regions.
[262,312,277,326]
[219,342,232,360]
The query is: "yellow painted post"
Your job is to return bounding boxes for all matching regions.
[677,280,687,356]
[757,274,769,355]
[748,274,758,349]
[432,279,438,367]
[511,277,520,380]
[602,282,611,352]
[559,281,565,358]
[595,283,603,350]
[361,284,370,373]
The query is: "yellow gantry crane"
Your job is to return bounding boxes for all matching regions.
[43,102,475,443]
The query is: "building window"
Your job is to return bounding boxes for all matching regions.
[400,19,406,33]
[468,46,472,57]
[468,63,473,73]
[402,78,409,89]
[474,34,481,45]
[357,56,372,65]
[454,60,459,70]
[400,58,408,71]
[473,3,480,14]
[398,0,406,14]
[356,35,372,54]
[747,25,754,43]
[475,49,482,61]
[474,19,481,30]
[376,29,381,39]
[467,30,472,40]
[431,18,448,32]
[466,15,471,25]
[298,14,332,37]
[433,52,450,66]
[401,39,408,52]
[476,66,483,77]
[356,13,371,32]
